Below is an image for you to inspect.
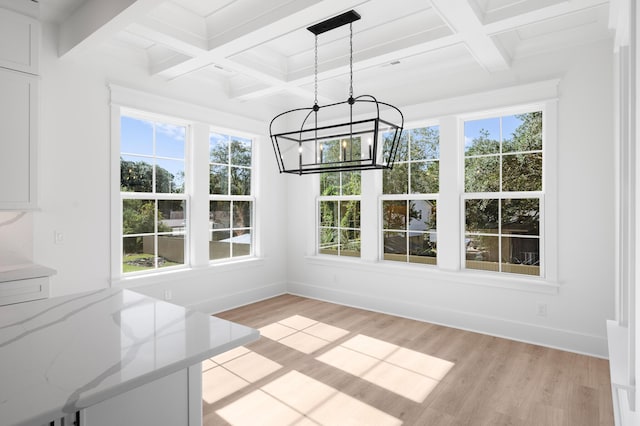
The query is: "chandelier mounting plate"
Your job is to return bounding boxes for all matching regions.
[307,10,361,35]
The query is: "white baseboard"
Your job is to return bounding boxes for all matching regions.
[288,280,608,358]
[188,282,287,315]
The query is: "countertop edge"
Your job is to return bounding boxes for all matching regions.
[75,327,261,409]
[0,263,56,283]
[4,289,259,426]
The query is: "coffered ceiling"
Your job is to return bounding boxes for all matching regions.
[39,0,612,109]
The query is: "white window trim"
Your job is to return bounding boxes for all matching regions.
[380,196,439,266]
[458,101,557,281]
[208,195,256,263]
[307,82,559,293]
[379,122,440,266]
[316,183,362,258]
[118,109,191,277]
[208,129,256,263]
[460,194,545,276]
[109,84,263,286]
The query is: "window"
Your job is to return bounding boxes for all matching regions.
[305,82,558,288]
[463,111,543,276]
[318,147,361,257]
[120,115,187,274]
[381,126,439,264]
[113,93,260,279]
[209,132,254,260]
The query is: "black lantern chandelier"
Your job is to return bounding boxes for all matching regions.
[269,10,404,175]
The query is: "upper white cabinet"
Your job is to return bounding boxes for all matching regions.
[0,7,39,210]
[0,68,37,209]
[0,8,39,75]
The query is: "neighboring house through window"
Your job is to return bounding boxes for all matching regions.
[209,132,254,261]
[381,126,439,264]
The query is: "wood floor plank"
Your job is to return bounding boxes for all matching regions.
[205,295,613,426]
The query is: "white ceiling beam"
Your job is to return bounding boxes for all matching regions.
[233,26,457,100]
[233,0,606,100]
[290,27,456,82]
[127,16,208,57]
[206,0,365,56]
[229,79,336,104]
[229,76,340,103]
[484,0,607,26]
[58,0,166,58]
[128,20,290,88]
[148,51,192,76]
[146,43,289,84]
[430,0,511,72]
[266,0,608,99]
[152,0,370,79]
[484,0,610,34]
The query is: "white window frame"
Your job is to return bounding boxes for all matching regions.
[317,172,362,258]
[459,102,556,280]
[109,85,261,285]
[208,130,256,262]
[118,109,191,276]
[305,81,559,292]
[380,123,440,265]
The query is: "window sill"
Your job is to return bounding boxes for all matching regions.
[304,255,559,295]
[112,257,265,289]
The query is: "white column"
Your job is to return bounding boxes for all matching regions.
[633,0,639,412]
[189,123,210,267]
[360,169,382,262]
[437,116,461,271]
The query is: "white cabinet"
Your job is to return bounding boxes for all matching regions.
[0,263,54,305]
[0,7,39,75]
[44,366,202,426]
[82,368,193,426]
[0,7,39,210]
[0,276,49,306]
[0,68,37,209]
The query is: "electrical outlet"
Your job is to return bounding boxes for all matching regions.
[537,303,547,317]
[164,290,172,301]
[54,231,64,245]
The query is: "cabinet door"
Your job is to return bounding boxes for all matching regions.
[0,68,37,209]
[81,369,190,426]
[0,8,39,74]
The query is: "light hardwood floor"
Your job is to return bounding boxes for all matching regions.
[203,294,613,426]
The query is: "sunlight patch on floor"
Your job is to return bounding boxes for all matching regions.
[207,317,453,423]
[316,334,454,403]
[259,315,349,354]
[202,346,282,404]
[216,370,402,426]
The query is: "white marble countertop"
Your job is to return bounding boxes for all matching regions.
[0,288,259,426]
[0,262,56,283]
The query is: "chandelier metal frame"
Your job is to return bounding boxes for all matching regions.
[269,10,404,175]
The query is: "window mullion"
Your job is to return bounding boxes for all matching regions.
[498,198,502,272]
[463,110,544,277]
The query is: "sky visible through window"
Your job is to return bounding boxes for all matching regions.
[463,115,522,151]
[120,116,186,181]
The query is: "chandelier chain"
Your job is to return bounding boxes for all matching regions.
[314,35,318,106]
[349,22,353,99]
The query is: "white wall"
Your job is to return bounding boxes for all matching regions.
[0,212,32,263]
[0,17,615,357]
[286,40,615,357]
[23,23,288,309]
